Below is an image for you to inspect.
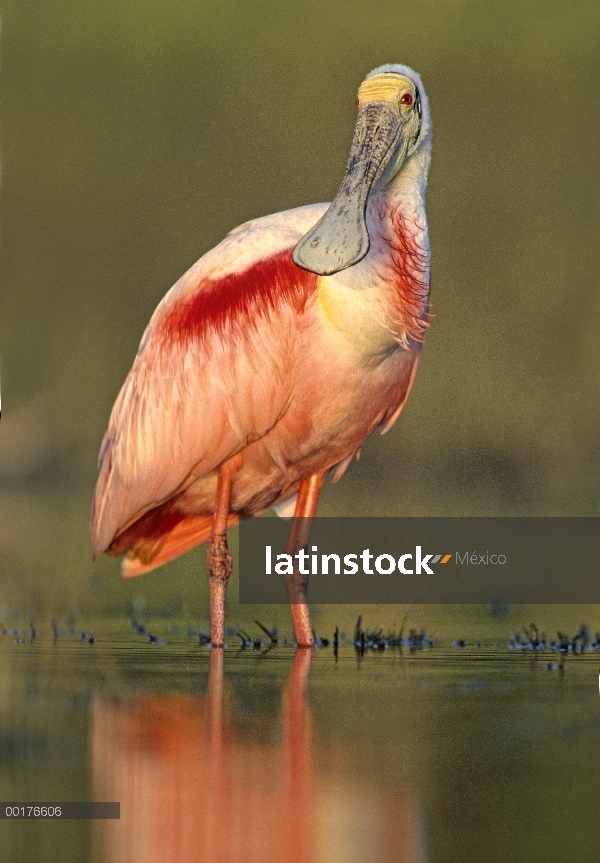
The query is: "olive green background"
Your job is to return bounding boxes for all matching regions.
[1,0,599,631]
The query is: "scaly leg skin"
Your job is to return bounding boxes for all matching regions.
[207,531,232,647]
[207,454,242,647]
[284,474,323,648]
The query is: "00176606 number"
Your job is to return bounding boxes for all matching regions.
[5,806,62,817]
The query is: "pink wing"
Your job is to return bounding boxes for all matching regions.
[91,206,327,557]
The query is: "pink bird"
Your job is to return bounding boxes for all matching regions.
[91,64,432,647]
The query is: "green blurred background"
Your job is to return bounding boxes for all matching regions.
[1,0,599,633]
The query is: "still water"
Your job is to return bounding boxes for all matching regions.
[3,4,599,859]
[0,624,598,862]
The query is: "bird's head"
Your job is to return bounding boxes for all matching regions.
[293,64,430,276]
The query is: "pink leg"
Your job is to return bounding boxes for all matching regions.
[207,455,242,646]
[284,474,323,648]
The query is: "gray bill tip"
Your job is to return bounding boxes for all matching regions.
[292,204,370,276]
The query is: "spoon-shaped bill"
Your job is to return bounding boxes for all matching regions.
[293,103,403,276]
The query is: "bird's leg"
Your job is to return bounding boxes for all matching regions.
[284,473,323,648]
[207,454,242,647]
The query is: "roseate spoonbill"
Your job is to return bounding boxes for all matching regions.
[91,63,432,647]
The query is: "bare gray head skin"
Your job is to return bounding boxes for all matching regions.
[293,65,425,276]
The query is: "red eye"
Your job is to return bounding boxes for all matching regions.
[401,93,413,106]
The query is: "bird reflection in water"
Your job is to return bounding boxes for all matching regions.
[91,651,424,863]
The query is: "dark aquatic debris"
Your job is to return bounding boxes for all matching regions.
[333,627,339,658]
[508,622,544,651]
[130,619,147,635]
[254,620,279,645]
[235,630,253,648]
[508,623,599,654]
[232,622,281,650]
[235,627,261,649]
[50,619,67,638]
[131,617,165,644]
[545,662,566,671]
[191,627,210,643]
[351,616,436,653]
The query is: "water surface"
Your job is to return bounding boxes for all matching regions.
[1,625,599,862]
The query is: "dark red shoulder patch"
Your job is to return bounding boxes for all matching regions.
[157,248,318,345]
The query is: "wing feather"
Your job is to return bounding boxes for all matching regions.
[91,205,326,555]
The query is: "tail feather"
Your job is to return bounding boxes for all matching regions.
[121,513,240,578]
